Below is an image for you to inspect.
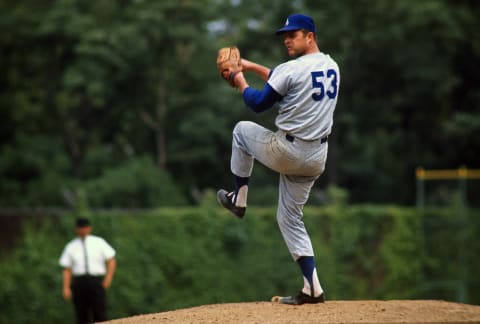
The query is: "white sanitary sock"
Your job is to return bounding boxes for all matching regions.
[302,268,323,297]
[235,185,248,207]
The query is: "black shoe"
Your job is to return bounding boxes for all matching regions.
[216,189,246,218]
[271,291,325,305]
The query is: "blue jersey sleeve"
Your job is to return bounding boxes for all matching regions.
[242,83,283,113]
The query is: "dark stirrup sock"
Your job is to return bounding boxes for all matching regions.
[235,175,249,191]
[297,256,316,297]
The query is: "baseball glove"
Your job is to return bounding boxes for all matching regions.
[216,46,242,87]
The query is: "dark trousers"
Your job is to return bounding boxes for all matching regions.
[72,276,106,324]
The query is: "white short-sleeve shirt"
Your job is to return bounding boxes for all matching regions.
[59,235,116,276]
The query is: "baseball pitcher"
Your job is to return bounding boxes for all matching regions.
[216,13,340,305]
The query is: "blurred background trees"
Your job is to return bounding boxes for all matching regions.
[1,0,479,208]
[1,2,479,321]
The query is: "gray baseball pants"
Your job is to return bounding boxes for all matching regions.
[230,121,328,260]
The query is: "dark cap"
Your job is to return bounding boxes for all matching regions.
[275,14,316,35]
[75,218,91,228]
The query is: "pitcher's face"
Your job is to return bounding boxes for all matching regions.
[283,30,311,57]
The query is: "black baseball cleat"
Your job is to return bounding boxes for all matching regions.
[271,291,325,305]
[216,189,246,218]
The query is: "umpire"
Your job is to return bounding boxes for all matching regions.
[59,218,116,324]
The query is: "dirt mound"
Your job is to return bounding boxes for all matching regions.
[104,300,480,323]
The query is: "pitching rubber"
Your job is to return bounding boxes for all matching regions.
[271,296,282,302]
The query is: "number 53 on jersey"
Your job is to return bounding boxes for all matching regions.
[311,69,338,101]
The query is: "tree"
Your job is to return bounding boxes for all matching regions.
[304,0,480,203]
[0,0,478,206]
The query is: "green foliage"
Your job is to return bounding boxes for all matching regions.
[0,134,72,206]
[1,0,479,207]
[82,156,186,208]
[0,217,74,323]
[380,208,423,299]
[305,0,480,203]
[0,205,478,323]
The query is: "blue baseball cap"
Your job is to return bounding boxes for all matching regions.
[275,14,316,35]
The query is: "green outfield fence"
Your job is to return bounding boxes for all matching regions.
[416,167,480,303]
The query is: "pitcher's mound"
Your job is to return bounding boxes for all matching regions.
[104,300,480,323]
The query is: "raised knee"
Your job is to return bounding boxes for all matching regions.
[233,120,251,134]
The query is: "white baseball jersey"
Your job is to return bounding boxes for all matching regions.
[268,52,340,141]
[59,234,116,276]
